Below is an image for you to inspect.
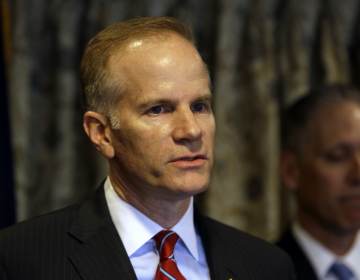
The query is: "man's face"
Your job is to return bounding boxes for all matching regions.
[285,101,360,235]
[106,34,215,200]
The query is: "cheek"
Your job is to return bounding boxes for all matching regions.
[313,163,348,190]
[119,125,172,162]
[208,122,216,141]
[300,165,346,207]
[202,117,215,143]
[142,123,173,148]
[112,127,148,162]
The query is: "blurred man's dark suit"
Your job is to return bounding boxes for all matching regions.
[0,186,295,280]
[277,229,318,280]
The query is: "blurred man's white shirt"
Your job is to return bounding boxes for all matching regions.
[293,222,360,280]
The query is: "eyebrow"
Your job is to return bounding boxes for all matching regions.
[195,93,212,101]
[137,92,213,110]
[323,142,360,152]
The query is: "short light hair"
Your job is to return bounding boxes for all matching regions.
[281,84,360,153]
[80,16,194,119]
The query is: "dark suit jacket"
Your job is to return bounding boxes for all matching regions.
[276,229,317,280]
[0,187,295,280]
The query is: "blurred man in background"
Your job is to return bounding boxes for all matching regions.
[277,85,360,280]
[0,16,295,280]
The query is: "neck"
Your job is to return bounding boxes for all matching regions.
[298,212,358,256]
[109,172,191,229]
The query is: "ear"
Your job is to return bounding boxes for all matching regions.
[83,111,115,159]
[280,150,300,191]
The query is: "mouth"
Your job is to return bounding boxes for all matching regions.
[169,154,208,168]
[171,154,208,161]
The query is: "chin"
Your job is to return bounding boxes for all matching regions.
[182,184,208,195]
[151,169,210,197]
[162,176,209,196]
[175,180,209,196]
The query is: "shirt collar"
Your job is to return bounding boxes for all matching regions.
[171,196,200,261]
[293,223,360,279]
[342,232,360,279]
[293,223,335,279]
[104,177,200,261]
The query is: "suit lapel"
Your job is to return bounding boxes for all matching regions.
[195,212,252,280]
[277,230,318,280]
[66,189,255,280]
[67,187,137,280]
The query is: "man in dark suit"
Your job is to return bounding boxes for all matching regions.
[0,17,295,280]
[277,85,360,280]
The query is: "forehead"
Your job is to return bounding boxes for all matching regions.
[305,101,360,148]
[107,33,210,99]
[113,34,206,72]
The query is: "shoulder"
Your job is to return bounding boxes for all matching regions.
[276,228,311,264]
[0,203,79,248]
[201,215,289,256]
[276,228,318,280]
[276,229,299,253]
[0,203,82,279]
[0,186,106,245]
[197,215,296,279]
[0,187,111,279]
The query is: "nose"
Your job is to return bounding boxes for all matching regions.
[172,108,202,145]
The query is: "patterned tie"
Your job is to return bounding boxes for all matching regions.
[328,262,355,280]
[153,230,186,280]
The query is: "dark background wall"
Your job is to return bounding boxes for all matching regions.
[2,0,360,240]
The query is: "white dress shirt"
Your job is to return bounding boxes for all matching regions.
[104,177,210,280]
[293,223,360,280]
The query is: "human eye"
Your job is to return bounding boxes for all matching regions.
[145,104,172,116]
[323,148,351,163]
[191,100,211,113]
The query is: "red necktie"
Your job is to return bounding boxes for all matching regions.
[153,230,186,280]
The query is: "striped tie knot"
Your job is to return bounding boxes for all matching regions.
[153,230,186,280]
